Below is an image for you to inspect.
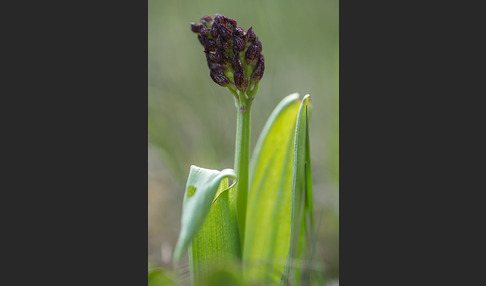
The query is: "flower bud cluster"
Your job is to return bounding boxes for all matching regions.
[191,14,264,96]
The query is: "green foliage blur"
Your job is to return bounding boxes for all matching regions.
[148,0,338,283]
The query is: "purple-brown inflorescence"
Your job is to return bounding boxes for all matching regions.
[190,14,264,98]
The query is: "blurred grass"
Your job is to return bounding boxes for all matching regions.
[148,0,339,283]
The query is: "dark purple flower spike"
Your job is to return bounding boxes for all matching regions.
[190,14,264,97]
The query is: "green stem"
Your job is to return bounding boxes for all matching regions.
[234,92,251,249]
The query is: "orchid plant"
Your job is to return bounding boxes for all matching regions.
[169,14,316,286]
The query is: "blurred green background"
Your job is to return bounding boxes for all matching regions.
[148,0,338,283]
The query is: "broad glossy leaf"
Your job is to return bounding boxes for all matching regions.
[243,93,313,284]
[173,165,237,263]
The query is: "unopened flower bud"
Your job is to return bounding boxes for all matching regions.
[245,27,256,45]
[218,24,232,41]
[191,23,202,33]
[234,68,248,91]
[197,34,205,46]
[208,62,225,71]
[205,51,218,64]
[226,18,237,30]
[197,35,216,52]
[233,27,245,38]
[251,55,265,82]
[216,34,231,51]
[245,41,261,66]
[199,25,209,37]
[200,15,213,27]
[210,23,219,38]
[214,14,226,25]
[233,35,245,53]
[210,69,230,87]
[254,38,262,51]
[198,35,216,52]
[206,50,228,66]
[232,53,243,71]
[216,48,229,64]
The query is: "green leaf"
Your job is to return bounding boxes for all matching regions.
[189,179,241,284]
[243,93,313,284]
[173,165,237,264]
[281,94,313,285]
